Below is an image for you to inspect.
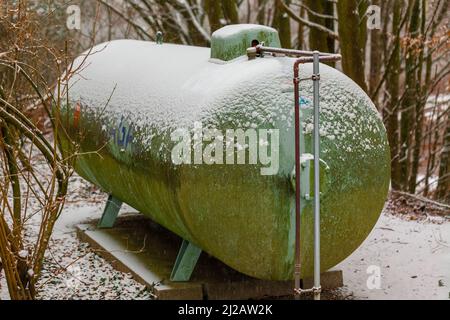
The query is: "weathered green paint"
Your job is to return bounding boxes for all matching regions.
[56,25,390,281]
[170,240,202,281]
[98,194,122,228]
[210,24,281,61]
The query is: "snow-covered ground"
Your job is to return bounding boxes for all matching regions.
[336,213,450,300]
[35,205,151,300]
[1,168,449,300]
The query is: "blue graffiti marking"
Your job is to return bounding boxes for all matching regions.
[110,116,134,149]
[299,96,310,106]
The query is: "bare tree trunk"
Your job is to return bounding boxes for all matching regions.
[205,0,223,33]
[408,0,426,193]
[369,0,383,99]
[385,0,402,190]
[257,0,267,25]
[305,0,329,52]
[222,0,239,24]
[399,0,420,191]
[296,6,305,50]
[336,0,368,92]
[423,0,450,197]
[274,0,292,48]
[423,101,437,197]
[324,0,335,54]
[357,0,369,61]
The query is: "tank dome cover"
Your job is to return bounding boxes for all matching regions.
[211,24,281,61]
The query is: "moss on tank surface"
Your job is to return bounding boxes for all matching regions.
[56,32,390,281]
[210,24,281,61]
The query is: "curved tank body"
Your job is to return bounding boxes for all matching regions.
[58,25,390,281]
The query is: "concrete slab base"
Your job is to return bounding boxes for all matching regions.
[76,214,343,300]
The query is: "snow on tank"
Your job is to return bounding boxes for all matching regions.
[57,25,390,281]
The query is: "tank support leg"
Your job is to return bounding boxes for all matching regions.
[98,194,122,228]
[170,239,202,282]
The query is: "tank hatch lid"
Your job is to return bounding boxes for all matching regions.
[210,24,281,61]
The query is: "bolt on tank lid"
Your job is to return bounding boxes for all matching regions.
[210,24,281,61]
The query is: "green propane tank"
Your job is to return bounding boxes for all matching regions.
[57,24,390,280]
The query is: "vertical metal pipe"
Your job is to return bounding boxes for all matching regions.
[312,51,321,300]
[248,45,340,299]
[293,63,301,300]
